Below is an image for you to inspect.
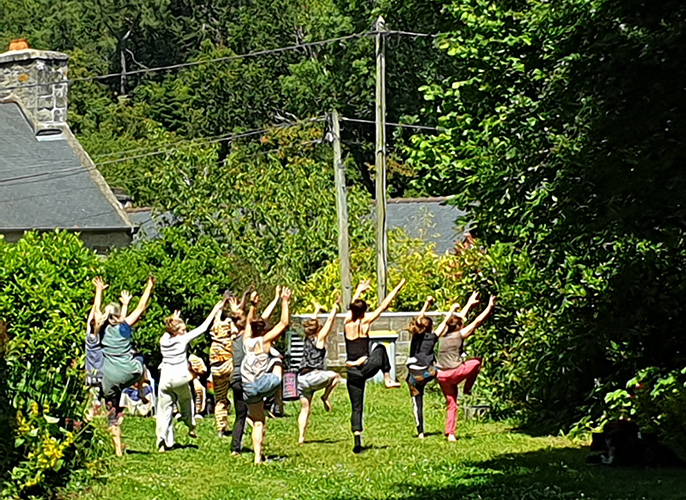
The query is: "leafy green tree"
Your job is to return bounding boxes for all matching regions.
[408,0,686,431]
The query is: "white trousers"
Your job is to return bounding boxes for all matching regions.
[156,367,194,448]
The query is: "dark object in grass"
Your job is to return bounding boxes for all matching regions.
[586,420,685,467]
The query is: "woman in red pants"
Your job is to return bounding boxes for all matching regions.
[435,293,496,442]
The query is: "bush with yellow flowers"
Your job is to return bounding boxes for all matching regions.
[0,232,108,498]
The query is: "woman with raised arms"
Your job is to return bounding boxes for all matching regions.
[156,295,227,452]
[344,279,405,454]
[435,293,496,442]
[241,286,292,464]
[297,297,342,444]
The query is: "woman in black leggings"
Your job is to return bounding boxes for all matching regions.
[344,279,406,453]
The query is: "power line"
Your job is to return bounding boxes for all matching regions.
[386,30,446,38]
[0,117,327,187]
[340,116,442,132]
[0,114,436,187]
[0,30,444,94]
[1,31,372,93]
[94,116,326,166]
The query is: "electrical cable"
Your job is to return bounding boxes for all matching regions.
[1,29,444,94]
[1,31,371,93]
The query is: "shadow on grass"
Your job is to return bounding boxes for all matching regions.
[335,446,686,500]
[306,438,346,444]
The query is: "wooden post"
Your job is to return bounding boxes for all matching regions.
[375,16,388,301]
[331,110,352,309]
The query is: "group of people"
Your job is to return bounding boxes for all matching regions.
[85,276,495,464]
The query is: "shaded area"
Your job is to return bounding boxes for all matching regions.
[334,446,686,500]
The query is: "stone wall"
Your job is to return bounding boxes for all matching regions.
[0,49,68,133]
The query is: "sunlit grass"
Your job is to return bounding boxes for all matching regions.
[68,384,685,500]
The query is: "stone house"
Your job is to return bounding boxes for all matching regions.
[0,43,134,252]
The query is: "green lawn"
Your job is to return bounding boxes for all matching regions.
[68,384,685,500]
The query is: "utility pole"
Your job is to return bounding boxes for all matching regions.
[331,110,352,309]
[375,16,388,301]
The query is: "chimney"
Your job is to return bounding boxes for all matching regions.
[0,40,69,135]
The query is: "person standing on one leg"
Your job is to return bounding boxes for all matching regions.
[156,297,226,452]
[95,276,155,457]
[85,278,130,419]
[241,287,292,465]
[405,295,438,440]
[297,297,341,445]
[212,287,281,437]
[435,293,496,442]
[344,279,406,454]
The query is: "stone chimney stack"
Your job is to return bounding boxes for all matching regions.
[0,39,69,134]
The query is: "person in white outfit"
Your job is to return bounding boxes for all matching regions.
[156,296,227,452]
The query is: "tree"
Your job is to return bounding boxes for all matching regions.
[408,0,686,431]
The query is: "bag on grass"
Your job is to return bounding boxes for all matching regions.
[282,371,299,401]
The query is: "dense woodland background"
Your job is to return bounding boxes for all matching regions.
[1,0,686,497]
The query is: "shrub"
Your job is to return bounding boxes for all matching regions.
[296,229,491,313]
[0,231,105,498]
[101,226,259,371]
[603,367,686,454]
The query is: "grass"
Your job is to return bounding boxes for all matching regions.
[67,384,686,500]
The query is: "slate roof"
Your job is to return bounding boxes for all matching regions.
[0,102,133,233]
[386,197,468,254]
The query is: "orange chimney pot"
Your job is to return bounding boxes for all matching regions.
[9,39,29,51]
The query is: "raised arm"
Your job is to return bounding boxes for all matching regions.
[187,297,228,341]
[264,287,292,344]
[243,298,259,341]
[88,277,108,330]
[363,279,407,324]
[119,290,132,320]
[345,280,371,323]
[125,275,156,326]
[435,303,461,338]
[237,285,255,313]
[352,280,371,302]
[461,296,496,339]
[317,297,341,343]
[418,295,435,320]
[459,291,480,319]
[261,285,282,320]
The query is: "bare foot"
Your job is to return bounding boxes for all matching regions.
[383,372,401,389]
[345,356,368,368]
[321,396,332,412]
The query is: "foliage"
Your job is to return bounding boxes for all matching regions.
[297,229,489,313]
[408,0,686,433]
[100,227,254,371]
[603,367,686,453]
[0,232,105,498]
[70,386,686,500]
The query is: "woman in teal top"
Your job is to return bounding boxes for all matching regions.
[94,275,156,456]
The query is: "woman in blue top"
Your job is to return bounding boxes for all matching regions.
[93,276,155,456]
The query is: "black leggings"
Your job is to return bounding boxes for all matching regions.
[230,379,249,453]
[346,344,392,432]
